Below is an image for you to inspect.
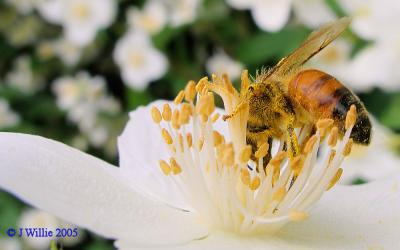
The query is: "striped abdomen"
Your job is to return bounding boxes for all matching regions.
[288,69,371,145]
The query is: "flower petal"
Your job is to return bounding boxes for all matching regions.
[0,132,208,246]
[251,0,291,32]
[118,174,400,249]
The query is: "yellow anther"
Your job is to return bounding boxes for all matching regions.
[184,80,196,102]
[178,133,184,151]
[250,176,261,190]
[162,103,172,121]
[196,93,215,117]
[222,73,235,94]
[241,70,250,95]
[196,77,208,94]
[200,114,208,123]
[159,160,171,175]
[222,143,234,166]
[186,133,193,148]
[303,135,318,154]
[343,138,353,156]
[328,127,338,147]
[289,211,309,221]
[273,187,287,202]
[345,105,357,130]
[240,168,250,186]
[170,158,182,175]
[179,104,191,125]
[316,119,334,137]
[174,90,185,104]
[211,113,220,123]
[240,145,252,163]
[172,109,180,129]
[328,150,336,164]
[290,155,304,176]
[269,151,287,167]
[198,138,204,151]
[255,142,269,159]
[161,128,173,145]
[327,168,343,190]
[151,106,162,124]
[213,131,224,147]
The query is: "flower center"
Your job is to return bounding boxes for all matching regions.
[70,3,90,20]
[128,52,145,68]
[151,72,355,235]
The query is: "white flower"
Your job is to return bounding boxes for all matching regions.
[227,0,292,32]
[6,56,43,94]
[0,74,399,249]
[340,119,400,184]
[205,50,244,80]
[292,0,335,28]
[0,99,20,129]
[164,0,202,27]
[18,209,59,249]
[52,72,120,147]
[113,31,168,91]
[0,239,21,250]
[5,0,39,14]
[37,0,116,46]
[127,1,167,35]
[52,38,83,66]
[18,209,83,249]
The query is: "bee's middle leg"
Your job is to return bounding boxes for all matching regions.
[246,129,272,171]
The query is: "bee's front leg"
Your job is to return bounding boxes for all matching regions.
[222,101,247,121]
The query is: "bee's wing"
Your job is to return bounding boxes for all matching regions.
[259,17,351,84]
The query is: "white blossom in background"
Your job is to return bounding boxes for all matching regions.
[36,0,117,46]
[0,99,20,129]
[164,0,201,27]
[292,0,335,28]
[52,72,120,147]
[226,0,292,32]
[18,209,82,249]
[307,39,352,84]
[52,38,83,66]
[340,119,400,184]
[5,0,39,14]
[205,50,244,80]
[6,56,43,94]
[113,31,168,91]
[127,0,167,35]
[0,239,21,250]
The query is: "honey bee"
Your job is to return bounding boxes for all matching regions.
[225,17,371,166]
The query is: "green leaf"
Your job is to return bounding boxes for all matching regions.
[126,88,152,110]
[234,26,309,66]
[380,93,400,129]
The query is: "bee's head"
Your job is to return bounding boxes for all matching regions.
[246,83,273,99]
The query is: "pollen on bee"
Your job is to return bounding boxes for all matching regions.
[289,211,309,222]
[345,105,357,130]
[162,103,172,121]
[151,106,162,124]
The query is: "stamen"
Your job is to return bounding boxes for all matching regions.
[303,135,317,154]
[326,168,343,190]
[255,142,269,159]
[241,70,250,94]
[159,160,171,175]
[198,138,204,151]
[151,106,162,124]
[273,187,287,202]
[316,119,334,137]
[184,80,196,102]
[211,113,220,123]
[250,176,261,190]
[186,133,193,148]
[345,105,357,129]
[328,127,338,147]
[170,158,182,175]
[290,155,304,176]
[174,90,185,104]
[162,103,172,121]
[172,109,180,129]
[270,151,287,166]
[161,128,173,145]
[289,211,309,221]
[195,77,208,94]
[241,168,250,186]
[213,131,224,147]
[222,143,235,166]
[328,150,336,164]
[343,138,353,156]
[240,145,252,163]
